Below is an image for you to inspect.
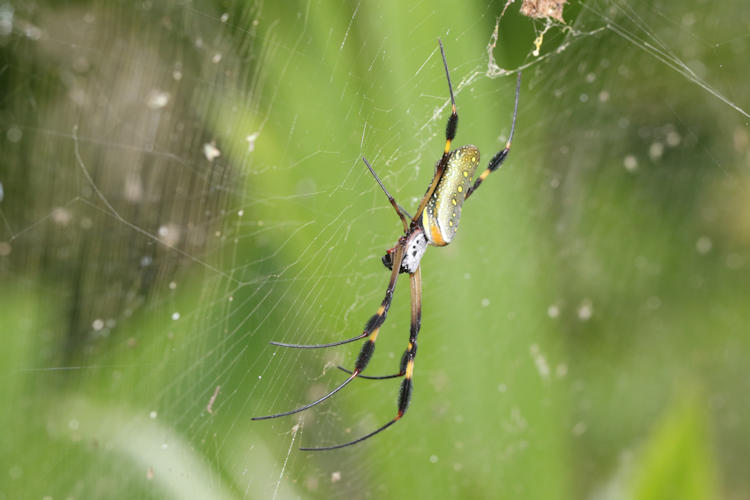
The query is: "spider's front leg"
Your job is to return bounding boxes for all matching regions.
[464,72,521,201]
[411,39,459,226]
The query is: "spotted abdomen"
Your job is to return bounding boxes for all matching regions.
[420,145,480,246]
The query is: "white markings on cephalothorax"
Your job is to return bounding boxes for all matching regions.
[401,229,428,274]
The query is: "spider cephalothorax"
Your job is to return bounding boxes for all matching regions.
[254,40,521,451]
[383,229,428,274]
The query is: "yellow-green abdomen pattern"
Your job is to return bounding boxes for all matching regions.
[421,145,480,246]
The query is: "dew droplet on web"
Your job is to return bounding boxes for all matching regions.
[623,154,638,172]
[157,223,181,246]
[52,207,73,226]
[696,236,712,254]
[6,126,21,142]
[146,90,169,109]
[246,132,260,152]
[666,130,681,147]
[203,142,221,162]
[577,300,593,321]
[547,304,560,318]
[530,344,550,380]
[649,141,664,160]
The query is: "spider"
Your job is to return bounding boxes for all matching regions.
[253,40,521,451]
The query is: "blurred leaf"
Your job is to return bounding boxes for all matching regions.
[632,395,720,500]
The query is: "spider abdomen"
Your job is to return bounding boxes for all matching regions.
[421,145,480,246]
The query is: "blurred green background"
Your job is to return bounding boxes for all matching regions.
[1,0,749,498]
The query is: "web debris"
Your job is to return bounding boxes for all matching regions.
[520,0,567,23]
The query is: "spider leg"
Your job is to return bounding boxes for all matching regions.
[300,418,400,451]
[270,337,366,349]
[301,267,422,450]
[464,72,521,201]
[337,264,421,381]
[362,157,410,233]
[336,364,404,380]
[253,245,406,420]
[411,39,459,226]
[269,242,406,349]
[251,372,359,420]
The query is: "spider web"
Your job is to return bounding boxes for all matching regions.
[2,0,749,498]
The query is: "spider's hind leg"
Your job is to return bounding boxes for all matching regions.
[253,245,407,421]
[336,348,408,379]
[301,267,423,451]
[269,242,406,350]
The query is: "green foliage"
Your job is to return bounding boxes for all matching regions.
[1,0,748,499]
[632,396,719,500]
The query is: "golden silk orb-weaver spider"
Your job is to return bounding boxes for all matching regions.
[253,40,521,451]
